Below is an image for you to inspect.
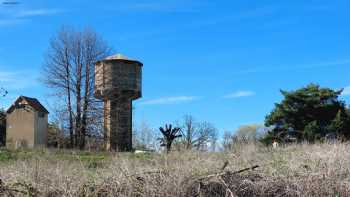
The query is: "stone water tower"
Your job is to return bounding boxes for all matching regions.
[94,54,142,151]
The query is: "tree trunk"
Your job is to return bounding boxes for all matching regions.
[186,136,192,150]
[166,141,172,153]
[64,48,74,148]
[80,61,91,149]
[67,81,74,148]
[75,64,82,148]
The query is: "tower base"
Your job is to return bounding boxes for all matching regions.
[104,96,132,151]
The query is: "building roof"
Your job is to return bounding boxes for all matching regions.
[7,96,49,114]
[105,54,132,61]
[99,53,143,66]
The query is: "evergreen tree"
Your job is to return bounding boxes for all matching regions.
[263,84,350,142]
[328,111,345,134]
[304,121,320,142]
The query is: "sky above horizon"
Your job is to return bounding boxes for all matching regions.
[1,0,350,134]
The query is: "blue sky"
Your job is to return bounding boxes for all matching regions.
[0,0,350,134]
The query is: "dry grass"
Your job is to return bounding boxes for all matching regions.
[1,142,350,196]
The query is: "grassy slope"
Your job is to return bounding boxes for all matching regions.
[0,143,350,196]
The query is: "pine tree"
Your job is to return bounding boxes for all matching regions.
[263,84,350,142]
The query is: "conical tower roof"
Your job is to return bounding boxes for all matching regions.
[102,53,143,65]
[105,54,131,60]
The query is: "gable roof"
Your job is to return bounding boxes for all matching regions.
[7,96,49,114]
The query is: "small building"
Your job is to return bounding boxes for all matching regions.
[6,96,49,148]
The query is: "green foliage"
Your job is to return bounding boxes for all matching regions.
[263,84,350,143]
[128,151,154,161]
[0,148,45,161]
[327,111,346,135]
[259,131,275,145]
[0,148,111,163]
[304,121,321,142]
[0,149,16,161]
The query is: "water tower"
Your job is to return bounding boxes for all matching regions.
[94,54,142,151]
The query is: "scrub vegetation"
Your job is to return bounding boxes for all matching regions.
[1,142,350,197]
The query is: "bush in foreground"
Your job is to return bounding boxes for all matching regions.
[1,142,350,196]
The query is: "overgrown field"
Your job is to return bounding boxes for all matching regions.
[1,142,350,196]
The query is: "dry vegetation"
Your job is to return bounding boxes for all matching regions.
[1,142,350,196]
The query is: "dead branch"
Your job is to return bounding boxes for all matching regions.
[197,165,260,181]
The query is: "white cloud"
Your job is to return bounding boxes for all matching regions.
[138,96,198,105]
[0,71,15,82]
[0,18,27,26]
[113,1,207,13]
[341,86,350,96]
[16,9,62,17]
[232,60,350,75]
[224,91,255,98]
[120,2,177,12]
[0,7,62,27]
[0,70,39,90]
[0,70,41,108]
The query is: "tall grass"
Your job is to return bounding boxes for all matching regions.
[1,142,350,196]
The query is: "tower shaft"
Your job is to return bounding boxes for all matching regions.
[94,54,142,152]
[104,96,132,151]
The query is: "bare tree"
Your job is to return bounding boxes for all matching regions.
[134,120,159,150]
[42,26,111,149]
[158,124,182,153]
[181,115,196,149]
[47,121,65,148]
[180,115,218,151]
[195,121,218,151]
[234,124,263,142]
[222,130,237,151]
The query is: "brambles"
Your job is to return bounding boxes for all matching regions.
[0,180,39,196]
[1,143,350,196]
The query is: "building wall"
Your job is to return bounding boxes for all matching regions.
[104,96,132,151]
[34,112,48,147]
[6,108,35,148]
